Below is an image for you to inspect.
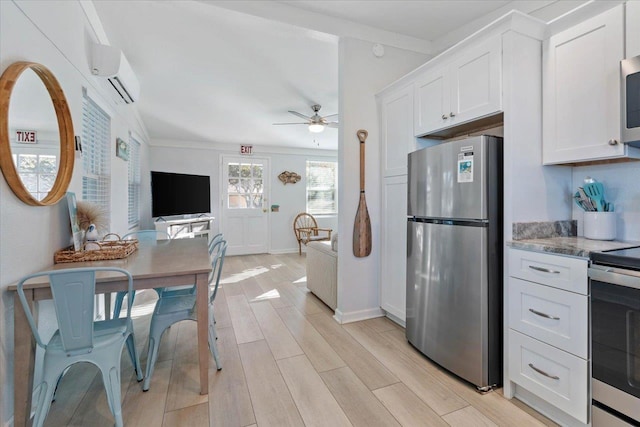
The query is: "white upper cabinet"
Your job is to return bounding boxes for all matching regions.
[414,35,502,137]
[628,0,640,58]
[543,5,626,164]
[449,35,502,125]
[380,85,415,177]
[414,66,449,136]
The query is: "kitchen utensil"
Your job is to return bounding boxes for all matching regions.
[353,129,372,258]
[575,188,596,211]
[583,182,606,211]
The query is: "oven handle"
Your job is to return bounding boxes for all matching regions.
[627,311,640,389]
[589,265,640,290]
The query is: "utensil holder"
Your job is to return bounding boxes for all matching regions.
[583,212,616,240]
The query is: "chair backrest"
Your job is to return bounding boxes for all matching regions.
[208,239,228,303]
[123,230,171,243]
[293,213,318,239]
[16,267,133,355]
[208,233,223,255]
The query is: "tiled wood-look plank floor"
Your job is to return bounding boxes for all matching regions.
[44,253,557,427]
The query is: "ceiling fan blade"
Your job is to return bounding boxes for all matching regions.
[323,113,338,118]
[327,122,339,128]
[273,122,309,125]
[288,110,311,120]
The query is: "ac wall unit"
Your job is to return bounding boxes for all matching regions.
[91,43,140,104]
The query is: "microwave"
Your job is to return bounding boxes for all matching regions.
[622,55,640,147]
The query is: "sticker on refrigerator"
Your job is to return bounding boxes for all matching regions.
[457,154,473,183]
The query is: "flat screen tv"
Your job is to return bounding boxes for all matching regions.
[151,171,211,218]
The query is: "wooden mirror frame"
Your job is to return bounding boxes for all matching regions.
[0,61,74,206]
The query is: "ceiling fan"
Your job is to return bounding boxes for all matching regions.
[273,104,338,133]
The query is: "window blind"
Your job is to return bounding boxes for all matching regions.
[306,160,337,215]
[81,95,111,224]
[128,137,141,228]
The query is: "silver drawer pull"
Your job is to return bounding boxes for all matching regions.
[528,363,560,380]
[528,308,560,320]
[528,265,560,274]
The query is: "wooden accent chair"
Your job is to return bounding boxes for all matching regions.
[293,212,332,255]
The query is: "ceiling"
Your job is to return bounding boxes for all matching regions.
[92,1,575,151]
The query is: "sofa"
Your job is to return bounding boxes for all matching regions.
[306,235,337,311]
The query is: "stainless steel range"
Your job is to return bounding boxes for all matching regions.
[590,247,640,426]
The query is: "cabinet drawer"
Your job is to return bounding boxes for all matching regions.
[509,277,588,358]
[509,249,588,294]
[509,330,588,423]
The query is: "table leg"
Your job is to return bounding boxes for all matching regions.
[196,272,209,395]
[14,291,36,427]
[104,293,112,320]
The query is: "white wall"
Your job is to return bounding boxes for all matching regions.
[0,1,150,424]
[337,37,430,323]
[150,141,338,253]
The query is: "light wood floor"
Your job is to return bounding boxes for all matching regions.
[44,253,557,427]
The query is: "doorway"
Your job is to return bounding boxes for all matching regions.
[220,155,270,255]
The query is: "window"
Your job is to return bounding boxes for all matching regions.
[81,94,111,223]
[128,137,141,228]
[227,161,263,209]
[11,152,57,201]
[306,160,337,215]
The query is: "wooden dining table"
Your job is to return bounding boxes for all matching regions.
[9,238,212,427]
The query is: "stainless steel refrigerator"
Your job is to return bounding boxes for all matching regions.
[406,135,502,390]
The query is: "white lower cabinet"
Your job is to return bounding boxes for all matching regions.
[509,330,589,423]
[509,277,588,358]
[507,248,589,424]
[380,175,408,323]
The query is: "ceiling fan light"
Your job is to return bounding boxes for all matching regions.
[309,123,325,133]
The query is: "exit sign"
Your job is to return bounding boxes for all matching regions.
[240,145,253,155]
[16,130,37,144]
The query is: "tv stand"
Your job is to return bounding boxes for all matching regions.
[154,215,215,240]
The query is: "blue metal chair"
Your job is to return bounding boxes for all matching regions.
[16,267,143,427]
[143,240,227,391]
[112,230,171,317]
[157,233,225,300]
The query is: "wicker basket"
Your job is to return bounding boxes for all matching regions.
[54,234,139,264]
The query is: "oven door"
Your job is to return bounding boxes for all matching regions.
[622,55,640,146]
[590,265,640,423]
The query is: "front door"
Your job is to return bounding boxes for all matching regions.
[221,156,269,255]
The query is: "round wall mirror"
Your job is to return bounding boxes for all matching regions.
[0,62,74,206]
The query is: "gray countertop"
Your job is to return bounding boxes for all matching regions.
[508,237,640,258]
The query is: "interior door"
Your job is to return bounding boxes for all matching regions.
[221,156,269,256]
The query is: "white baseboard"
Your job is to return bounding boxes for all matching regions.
[333,307,385,324]
[384,311,406,328]
[268,248,300,255]
[514,385,587,426]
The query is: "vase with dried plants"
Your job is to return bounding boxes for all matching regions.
[76,201,109,237]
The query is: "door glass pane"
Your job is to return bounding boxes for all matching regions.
[39,155,58,174]
[18,155,37,173]
[228,163,240,177]
[227,161,265,209]
[39,174,56,192]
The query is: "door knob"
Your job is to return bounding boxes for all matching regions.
[263,209,267,213]
[608,139,619,146]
